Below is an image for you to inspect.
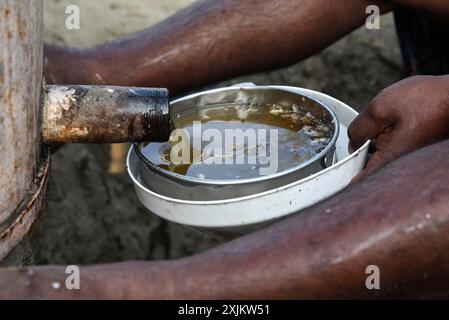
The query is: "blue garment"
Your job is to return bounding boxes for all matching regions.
[395,10,449,75]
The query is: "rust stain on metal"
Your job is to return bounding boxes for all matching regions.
[42,85,171,144]
[0,63,4,96]
[0,152,50,261]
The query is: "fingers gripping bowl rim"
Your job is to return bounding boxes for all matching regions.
[133,86,340,201]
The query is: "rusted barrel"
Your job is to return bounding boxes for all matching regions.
[0,0,49,264]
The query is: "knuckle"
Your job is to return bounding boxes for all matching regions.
[367,99,385,120]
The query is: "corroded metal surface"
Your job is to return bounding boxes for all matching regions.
[0,0,43,225]
[42,85,171,143]
[0,152,50,261]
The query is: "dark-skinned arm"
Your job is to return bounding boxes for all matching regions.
[44,0,449,96]
[2,138,449,299]
[44,0,390,95]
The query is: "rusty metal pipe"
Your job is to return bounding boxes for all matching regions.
[41,85,171,144]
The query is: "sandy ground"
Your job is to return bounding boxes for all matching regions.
[29,0,403,264]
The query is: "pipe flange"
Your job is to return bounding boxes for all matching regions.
[0,151,51,261]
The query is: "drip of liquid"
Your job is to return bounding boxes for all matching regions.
[140,103,332,180]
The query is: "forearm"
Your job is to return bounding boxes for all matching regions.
[3,139,449,299]
[0,261,176,299]
[168,139,449,299]
[44,0,388,95]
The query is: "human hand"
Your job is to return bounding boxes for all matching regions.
[348,75,449,180]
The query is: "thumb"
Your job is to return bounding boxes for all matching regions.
[348,111,383,151]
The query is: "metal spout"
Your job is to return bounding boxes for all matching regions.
[41,85,171,144]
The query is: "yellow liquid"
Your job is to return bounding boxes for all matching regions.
[140,103,332,180]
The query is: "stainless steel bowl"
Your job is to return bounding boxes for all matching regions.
[133,85,339,201]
